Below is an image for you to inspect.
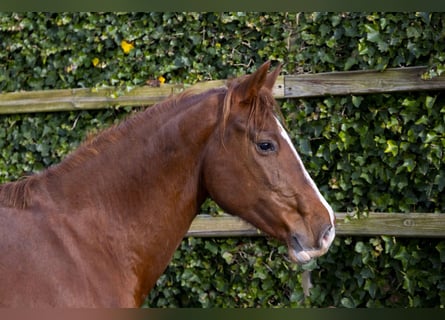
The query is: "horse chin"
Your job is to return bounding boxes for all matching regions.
[288,248,313,265]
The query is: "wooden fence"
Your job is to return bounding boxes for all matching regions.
[1,66,445,238]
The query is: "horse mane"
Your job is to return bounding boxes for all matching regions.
[0,176,37,209]
[0,87,228,210]
[0,81,281,211]
[46,87,228,176]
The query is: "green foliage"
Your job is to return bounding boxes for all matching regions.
[0,109,131,182]
[146,236,445,308]
[284,92,445,214]
[315,236,445,307]
[292,12,445,74]
[0,12,292,91]
[1,12,445,307]
[145,237,305,308]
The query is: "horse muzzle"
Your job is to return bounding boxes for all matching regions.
[288,225,335,264]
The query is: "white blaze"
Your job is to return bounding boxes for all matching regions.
[275,118,335,227]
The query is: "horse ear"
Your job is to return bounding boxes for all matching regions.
[264,63,282,90]
[235,61,271,102]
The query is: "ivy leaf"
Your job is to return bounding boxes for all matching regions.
[435,242,445,263]
[221,252,234,265]
[365,24,381,43]
[352,95,363,107]
[340,297,356,308]
[384,140,399,156]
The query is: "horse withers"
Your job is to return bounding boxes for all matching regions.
[0,61,335,307]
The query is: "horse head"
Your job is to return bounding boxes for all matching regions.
[203,61,335,264]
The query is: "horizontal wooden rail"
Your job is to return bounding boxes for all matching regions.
[283,66,445,98]
[187,213,445,238]
[1,66,445,114]
[0,80,227,114]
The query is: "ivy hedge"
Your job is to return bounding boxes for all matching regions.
[1,12,444,307]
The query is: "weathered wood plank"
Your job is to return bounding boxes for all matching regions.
[0,78,283,115]
[284,66,445,98]
[0,80,226,114]
[2,66,445,114]
[187,213,445,238]
[186,214,262,237]
[334,212,445,238]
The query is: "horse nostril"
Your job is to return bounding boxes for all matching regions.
[323,226,332,239]
[320,225,334,246]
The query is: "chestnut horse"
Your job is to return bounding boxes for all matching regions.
[0,61,335,307]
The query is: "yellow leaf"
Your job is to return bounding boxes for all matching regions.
[158,76,166,84]
[384,140,399,156]
[92,57,100,67]
[121,40,134,54]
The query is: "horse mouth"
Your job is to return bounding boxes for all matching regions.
[287,237,313,265]
[287,228,334,265]
[288,247,313,265]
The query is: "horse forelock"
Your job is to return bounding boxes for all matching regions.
[222,78,282,139]
[249,91,283,134]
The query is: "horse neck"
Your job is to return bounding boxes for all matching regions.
[37,89,224,302]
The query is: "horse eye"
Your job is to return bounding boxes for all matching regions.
[256,141,276,153]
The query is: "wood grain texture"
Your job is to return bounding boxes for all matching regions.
[283,66,445,98]
[0,80,226,114]
[187,213,445,238]
[2,66,444,114]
